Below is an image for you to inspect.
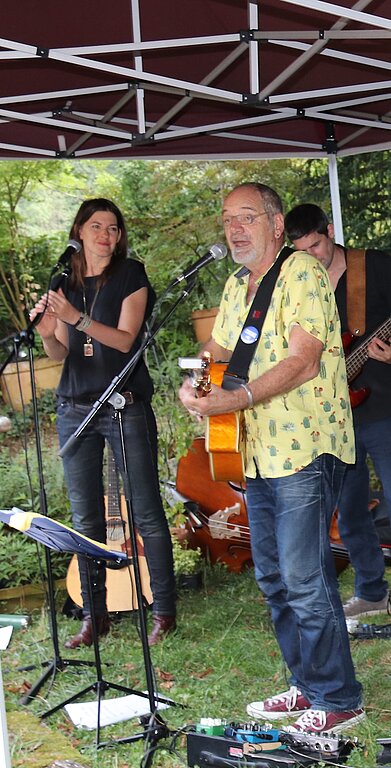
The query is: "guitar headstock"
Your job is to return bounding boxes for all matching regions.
[178,352,212,397]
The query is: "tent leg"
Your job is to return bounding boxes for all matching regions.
[0,658,11,768]
[328,154,344,245]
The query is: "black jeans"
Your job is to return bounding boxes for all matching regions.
[57,398,176,617]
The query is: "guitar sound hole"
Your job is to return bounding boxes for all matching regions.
[107,518,126,541]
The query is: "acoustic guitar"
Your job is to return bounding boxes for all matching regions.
[179,315,391,482]
[66,444,152,612]
[344,315,391,407]
[179,353,246,483]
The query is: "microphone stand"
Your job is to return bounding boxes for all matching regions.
[57,278,196,756]
[0,266,96,705]
[58,279,197,458]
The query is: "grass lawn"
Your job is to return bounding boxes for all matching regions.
[2,561,391,768]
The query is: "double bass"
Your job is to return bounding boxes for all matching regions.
[175,438,390,576]
[176,437,251,574]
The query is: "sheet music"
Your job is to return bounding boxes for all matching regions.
[65,692,171,729]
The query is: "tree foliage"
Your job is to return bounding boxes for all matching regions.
[288,152,391,249]
[0,161,59,331]
[0,158,124,335]
[0,153,389,340]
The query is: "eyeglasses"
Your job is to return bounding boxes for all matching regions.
[220,212,268,227]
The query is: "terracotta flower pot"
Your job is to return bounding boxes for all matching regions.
[0,357,63,411]
[191,307,219,344]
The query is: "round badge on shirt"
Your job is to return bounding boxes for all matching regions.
[240,326,259,345]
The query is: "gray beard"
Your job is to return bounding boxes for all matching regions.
[231,245,258,266]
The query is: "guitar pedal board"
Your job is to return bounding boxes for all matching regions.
[187,720,361,767]
[348,622,391,639]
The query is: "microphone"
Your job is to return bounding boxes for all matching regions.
[169,243,227,287]
[53,239,81,270]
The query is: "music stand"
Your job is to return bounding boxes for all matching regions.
[0,267,91,705]
[0,508,175,748]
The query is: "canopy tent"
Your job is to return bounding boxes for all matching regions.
[1,0,391,237]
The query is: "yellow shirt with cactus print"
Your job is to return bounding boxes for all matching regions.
[212,250,355,479]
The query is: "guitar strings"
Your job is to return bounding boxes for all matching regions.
[189,508,252,543]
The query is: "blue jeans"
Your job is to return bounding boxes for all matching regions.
[337,416,391,602]
[246,454,362,711]
[57,398,176,617]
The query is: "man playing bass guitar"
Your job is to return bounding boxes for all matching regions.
[285,204,391,621]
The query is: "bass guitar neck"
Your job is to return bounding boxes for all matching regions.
[344,315,391,408]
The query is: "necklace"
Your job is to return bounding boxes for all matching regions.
[82,284,100,357]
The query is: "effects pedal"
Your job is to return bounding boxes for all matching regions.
[195,719,281,745]
[224,722,281,744]
[196,717,280,743]
[377,737,391,766]
[279,729,361,761]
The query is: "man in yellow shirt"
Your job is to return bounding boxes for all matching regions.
[179,182,364,734]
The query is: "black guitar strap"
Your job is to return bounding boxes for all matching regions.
[222,246,293,391]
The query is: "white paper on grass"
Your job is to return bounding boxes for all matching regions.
[0,627,12,650]
[65,692,171,729]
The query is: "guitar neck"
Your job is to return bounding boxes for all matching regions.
[346,317,391,382]
[106,444,121,519]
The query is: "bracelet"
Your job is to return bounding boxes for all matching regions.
[71,314,84,327]
[241,382,254,409]
[75,313,93,331]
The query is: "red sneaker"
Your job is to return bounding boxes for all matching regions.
[284,707,366,734]
[246,686,311,720]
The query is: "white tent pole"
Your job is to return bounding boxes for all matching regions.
[0,657,11,768]
[328,154,344,245]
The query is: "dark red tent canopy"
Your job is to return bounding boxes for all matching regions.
[1,0,391,161]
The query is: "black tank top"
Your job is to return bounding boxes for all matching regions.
[57,259,155,401]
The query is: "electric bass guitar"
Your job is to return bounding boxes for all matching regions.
[179,354,246,483]
[344,315,391,408]
[66,444,152,612]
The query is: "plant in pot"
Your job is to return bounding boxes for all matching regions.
[167,501,203,589]
[0,161,67,410]
[172,537,203,590]
[189,258,229,344]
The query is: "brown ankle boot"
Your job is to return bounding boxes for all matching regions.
[148,615,176,646]
[64,613,110,649]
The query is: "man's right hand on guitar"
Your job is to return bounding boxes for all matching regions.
[178,376,247,419]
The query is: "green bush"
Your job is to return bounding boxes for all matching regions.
[0,388,57,443]
[0,440,71,587]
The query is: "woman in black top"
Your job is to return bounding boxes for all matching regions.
[30,198,176,647]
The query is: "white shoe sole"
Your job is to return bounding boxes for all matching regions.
[344,607,388,619]
[283,711,366,734]
[246,703,309,720]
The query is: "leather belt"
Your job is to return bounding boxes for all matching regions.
[62,391,142,406]
[118,391,142,405]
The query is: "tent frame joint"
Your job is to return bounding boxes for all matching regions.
[131,132,155,146]
[36,47,49,58]
[323,121,338,155]
[239,29,255,43]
